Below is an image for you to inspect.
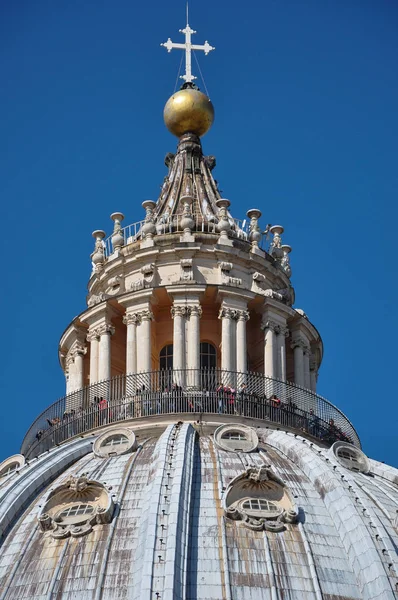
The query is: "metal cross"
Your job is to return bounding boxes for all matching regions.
[161,7,215,83]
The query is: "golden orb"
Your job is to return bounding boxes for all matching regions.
[164,88,214,137]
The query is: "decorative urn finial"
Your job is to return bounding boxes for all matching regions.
[110,212,125,252]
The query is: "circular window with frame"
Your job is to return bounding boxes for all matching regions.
[93,428,137,458]
[55,503,96,526]
[0,454,25,479]
[331,442,370,473]
[214,424,258,453]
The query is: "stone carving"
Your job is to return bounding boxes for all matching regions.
[218,307,247,321]
[91,230,106,273]
[110,212,125,252]
[139,309,154,322]
[252,271,266,286]
[180,258,194,282]
[106,275,125,296]
[204,155,216,171]
[87,328,100,342]
[96,323,116,336]
[38,475,115,539]
[247,209,262,247]
[130,263,156,291]
[291,337,310,352]
[123,312,141,326]
[224,466,299,532]
[187,305,203,318]
[280,245,292,278]
[164,152,175,170]
[261,319,281,333]
[268,226,293,277]
[87,292,107,307]
[219,262,242,287]
[216,198,231,240]
[141,200,157,242]
[66,343,87,366]
[269,225,284,259]
[171,306,191,318]
[180,199,195,235]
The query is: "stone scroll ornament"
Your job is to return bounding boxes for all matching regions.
[38,475,115,539]
[224,465,299,532]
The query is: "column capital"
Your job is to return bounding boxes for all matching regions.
[291,336,309,352]
[279,326,289,337]
[97,322,115,336]
[171,305,190,318]
[187,305,203,318]
[237,309,250,322]
[86,328,100,342]
[139,309,154,322]
[123,312,141,326]
[261,318,280,333]
[218,307,238,320]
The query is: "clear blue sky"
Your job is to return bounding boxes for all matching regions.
[0,0,397,465]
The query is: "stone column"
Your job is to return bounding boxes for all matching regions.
[277,326,289,382]
[66,354,75,394]
[262,320,278,380]
[98,323,115,382]
[219,307,236,374]
[291,337,306,388]
[136,310,153,373]
[74,346,86,391]
[236,310,250,374]
[187,305,202,387]
[123,313,139,375]
[87,329,100,384]
[303,346,311,390]
[171,306,186,371]
[310,356,318,392]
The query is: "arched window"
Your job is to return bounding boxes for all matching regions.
[160,344,173,370]
[200,342,217,369]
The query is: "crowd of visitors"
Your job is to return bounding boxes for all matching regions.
[33,382,352,450]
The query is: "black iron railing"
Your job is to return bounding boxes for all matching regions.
[20,369,360,458]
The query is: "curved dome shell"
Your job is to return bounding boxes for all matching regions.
[1,421,398,599]
[164,88,214,137]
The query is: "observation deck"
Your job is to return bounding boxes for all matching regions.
[21,369,360,459]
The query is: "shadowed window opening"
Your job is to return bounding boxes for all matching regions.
[160,344,173,370]
[200,342,216,369]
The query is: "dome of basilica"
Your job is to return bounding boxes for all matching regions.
[1,13,398,600]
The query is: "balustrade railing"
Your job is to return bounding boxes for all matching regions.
[104,215,267,257]
[21,369,360,458]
